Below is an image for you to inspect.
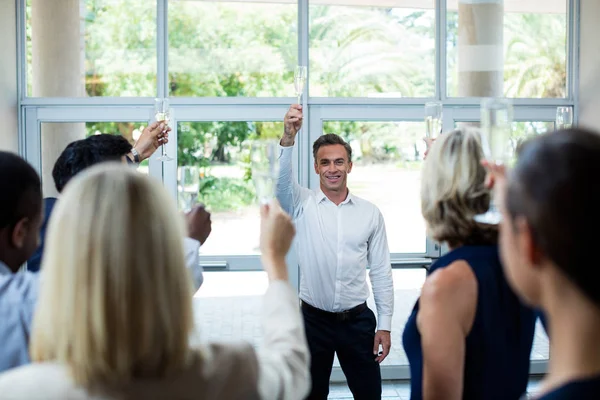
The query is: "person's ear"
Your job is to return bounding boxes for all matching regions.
[515,216,543,267]
[11,217,30,249]
[347,161,353,174]
[314,162,318,174]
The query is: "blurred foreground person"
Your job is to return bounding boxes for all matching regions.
[494,128,600,399]
[403,128,535,400]
[0,164,310,400]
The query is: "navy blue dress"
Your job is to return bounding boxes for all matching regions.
[536,376,600,399]
[402,245,536,400]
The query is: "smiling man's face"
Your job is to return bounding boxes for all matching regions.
[314,144,353,193]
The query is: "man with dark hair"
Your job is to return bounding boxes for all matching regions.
[0,151,43,371]
[27,124,210,291]
[277,104,393,399]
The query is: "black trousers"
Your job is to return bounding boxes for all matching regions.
[302,302,382,400]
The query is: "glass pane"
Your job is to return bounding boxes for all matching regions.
[177,121,284,255]
[26,0,157,97]
[447,1,567,98]
[310,1,435,98]
[41,122,148,197]
[191,271,269,348]
[168,1,297,97]
[322,121,427,254]
[531,320,549,361]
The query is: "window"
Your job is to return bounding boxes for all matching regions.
[26,0,157,97]
[20,0,576,376]
[177,121,284,255]
[322,121,427,254]
[446,1,568,98]
[168,0,298,97]
[309,1,435,98]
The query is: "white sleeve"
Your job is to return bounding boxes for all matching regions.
[276,145,311,220]
[256,281,310,400]
[367,210,394,331]
[183,237,204,291]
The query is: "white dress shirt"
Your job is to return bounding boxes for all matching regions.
[277,145,394,331]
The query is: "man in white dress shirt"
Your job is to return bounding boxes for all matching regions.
[277,104,394,400]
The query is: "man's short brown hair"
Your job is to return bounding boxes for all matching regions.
[312,134,352,162]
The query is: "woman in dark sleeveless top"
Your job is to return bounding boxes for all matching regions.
[402,128,536,400]
[494,128,600,400]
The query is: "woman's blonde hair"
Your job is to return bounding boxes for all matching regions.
[421,127,497,248]
[30,163,194,387]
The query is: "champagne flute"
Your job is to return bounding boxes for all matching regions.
[474,98,513,225]
[178,166,200,212]
[250,139,280,205]
[154,98,173,162]
[425,101,443,140]
[556,106,573,130]
[294,66,307,105]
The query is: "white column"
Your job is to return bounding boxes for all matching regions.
[458,0,504,97]
[579,0,600,131]
[0,0,18,152]
[32,0,85,197]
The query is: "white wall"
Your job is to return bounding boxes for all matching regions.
[578,0,600,130]
[0,0,18,152]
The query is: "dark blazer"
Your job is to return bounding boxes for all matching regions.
[27,197,58,272]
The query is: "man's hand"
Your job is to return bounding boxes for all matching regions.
[373,330,391,363]
[185,204,212,245]
[281,104,303,147]
[133,121,171,161]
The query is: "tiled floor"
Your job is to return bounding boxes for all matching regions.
[328,378,543,399]
[191,270,550,365]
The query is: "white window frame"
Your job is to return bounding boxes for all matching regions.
[17,0,573,374]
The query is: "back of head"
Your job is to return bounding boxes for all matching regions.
[31,163,193,387]
[0,152,42,268]
[506,128,600,307]
[52,134,132,193]
[421,128,497,247]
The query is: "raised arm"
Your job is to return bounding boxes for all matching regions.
[256,200,310,400]
[184,205,212,291]
[367,209,394,363]
[277,105,311,219]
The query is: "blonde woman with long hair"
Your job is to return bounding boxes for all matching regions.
[402,128,536,400]
[0,163,309,400]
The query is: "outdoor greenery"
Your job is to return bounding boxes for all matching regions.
[26,1,567,211]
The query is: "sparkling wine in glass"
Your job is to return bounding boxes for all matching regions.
[250,139,280,205]
[425,102,443,140]
[155,98,173,162]
[556,106,573,130]
[178,166,200,212]
[294,66,307,105]
[474,98,513,225]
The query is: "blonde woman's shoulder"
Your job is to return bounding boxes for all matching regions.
[0,362,95,400]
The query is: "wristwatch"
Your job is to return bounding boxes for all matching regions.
[130,147,141,163]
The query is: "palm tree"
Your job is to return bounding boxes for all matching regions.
[504,13,567,98]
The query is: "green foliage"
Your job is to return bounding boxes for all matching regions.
[26,1,568,213]
[198,176,256,213]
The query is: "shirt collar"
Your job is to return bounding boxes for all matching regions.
[317,189,355,205]
[0,261,11,276]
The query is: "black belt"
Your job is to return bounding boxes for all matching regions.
[301,301,367,322]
